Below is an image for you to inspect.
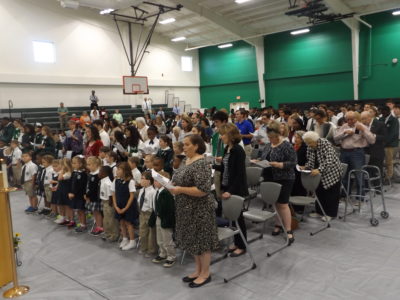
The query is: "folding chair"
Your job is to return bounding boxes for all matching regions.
[244,167,263,211]
[218,195,257,283]
[243,182,291,256]
[289,173,331,236]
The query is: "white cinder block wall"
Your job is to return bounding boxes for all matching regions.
[0,0,200,109]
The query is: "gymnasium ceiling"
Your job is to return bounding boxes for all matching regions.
[59,0,400,49]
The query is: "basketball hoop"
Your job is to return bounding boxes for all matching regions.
[123,76,148,95]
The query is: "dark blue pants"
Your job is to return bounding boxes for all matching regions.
[340,148,365,198]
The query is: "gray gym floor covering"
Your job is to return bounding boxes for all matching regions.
[2,185,400,300]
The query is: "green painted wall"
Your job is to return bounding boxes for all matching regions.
[198,12,400,110]
[264,22,353,108]
[199,41,260,109]
[359,12,400,99]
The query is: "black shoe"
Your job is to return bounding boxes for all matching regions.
[287,230,295,246]
[182,276,198,283]
[38,209,51,215]
[189,276,211,288]
[271,225,283,236]
[229,250,246,258]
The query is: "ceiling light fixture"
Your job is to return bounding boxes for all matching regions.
[171,36,186,42]
[100,8,114,15]
[235,0,251,3]
[290,28,310,35]
[393,10,400,16]
[218,43,233,49]
[159,18,176,24]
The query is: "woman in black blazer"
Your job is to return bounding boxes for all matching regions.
[214,123,248,257]
[292,131,307,197]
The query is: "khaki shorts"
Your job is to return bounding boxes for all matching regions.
[23,181,35,198]
[44,185,52,203]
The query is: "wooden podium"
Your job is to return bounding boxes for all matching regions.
[0,167,29,298]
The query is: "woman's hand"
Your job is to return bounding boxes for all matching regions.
[169,186,182,195]
[270,162,284,169]
[222,192,231,199]
[115,207,122,214]
[68,193,74,199]
[311,169,320,176]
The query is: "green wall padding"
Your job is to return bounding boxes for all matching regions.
[200,82,260,110]
[265,22,353,108]
[199,41,259,109]
[359,12,400,99]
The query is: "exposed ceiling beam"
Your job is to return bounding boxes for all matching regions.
[159,22,216,36]
[168,0,256,44]
[323,0,357,29]
[357,1,400,16]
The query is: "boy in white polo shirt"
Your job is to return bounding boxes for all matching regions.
[21,152,39,213]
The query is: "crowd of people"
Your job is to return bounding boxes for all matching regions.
[0,97,399,288]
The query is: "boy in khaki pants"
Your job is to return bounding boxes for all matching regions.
[137,171,157,257]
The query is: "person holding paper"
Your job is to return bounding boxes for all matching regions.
[213,123,248,257]
[302,131,342,222]
[169,134,218,288]
[257,121,297,244]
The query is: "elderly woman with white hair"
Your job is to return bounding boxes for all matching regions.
[301,131,342,222]
[136,117,149,141]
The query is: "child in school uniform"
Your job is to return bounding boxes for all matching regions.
[172,141,184,156]
[21,152,39,213]
[137,171,157,257]
[35,153,46,213]
[156,135,174,175]
[55,158,73,225]
[99,166,120,242]
[85,156,103,235]
[68,156,88,232]
[172,154,185,173]
[139,126,160,155]
[151,171,176,268]
[152,157,164,173]
[106,151,118,180]
[99,146,111,166]
[112,162,138,251]
[143,154,155,172]
[41,155,54,216]
[128,156,142,188]
[9,140,23,188]
[49,159,61,219]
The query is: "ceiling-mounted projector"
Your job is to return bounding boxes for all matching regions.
[60,0,79,9]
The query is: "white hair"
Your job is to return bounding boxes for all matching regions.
[303,131,320,143]
[136,117,146,125]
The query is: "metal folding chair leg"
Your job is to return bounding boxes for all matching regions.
[180,250,186,265]
[223,229,257,283]
[310,198,331,236]
[247,221,266,244]
[267,213,290,257]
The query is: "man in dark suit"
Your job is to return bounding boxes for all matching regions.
[361,111,387,176]
[380,106,399,183]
